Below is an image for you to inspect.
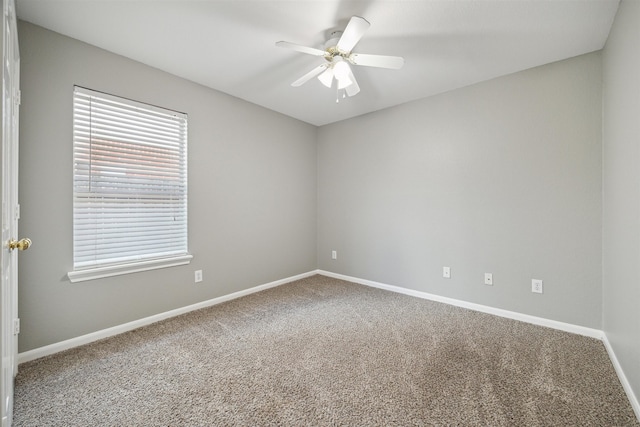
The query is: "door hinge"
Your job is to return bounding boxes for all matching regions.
[15,89,21,106]
[13,318,20,335]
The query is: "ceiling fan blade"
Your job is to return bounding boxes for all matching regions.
[276,41,326,57]
[291,64,328,87]
[336,16,370,53]
[349,53,405,69]
[345,67,360,97]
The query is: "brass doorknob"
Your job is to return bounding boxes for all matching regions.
[8,238,31,251]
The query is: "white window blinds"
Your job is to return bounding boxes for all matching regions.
[72,86,188,271]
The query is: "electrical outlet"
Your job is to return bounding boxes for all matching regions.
[332,250,337,260]
[443,266,451,279]
[484,273,493,286]
[532,279,543,294]
[195,270,203,283]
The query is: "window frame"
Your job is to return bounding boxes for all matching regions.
[68,86,191,283]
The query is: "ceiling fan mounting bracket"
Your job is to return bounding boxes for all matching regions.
[325,30,343,47]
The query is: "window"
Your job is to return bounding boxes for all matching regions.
[68,87,191,282]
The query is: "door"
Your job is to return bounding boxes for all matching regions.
[1,0,21,425]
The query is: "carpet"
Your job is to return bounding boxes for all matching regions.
[14,275,639,426]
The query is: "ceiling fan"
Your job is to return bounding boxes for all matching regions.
[276,16,404,100]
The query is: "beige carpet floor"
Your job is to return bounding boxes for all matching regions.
[14,275,639,426]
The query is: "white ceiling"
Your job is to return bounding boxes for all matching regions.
[16,0,619,126]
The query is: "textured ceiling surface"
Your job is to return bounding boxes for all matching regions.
[16,0,619,126]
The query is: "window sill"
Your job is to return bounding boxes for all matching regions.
[67,254,193,283]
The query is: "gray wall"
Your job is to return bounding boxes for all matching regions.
[17,21,317,352]
[318,52,603,328]
[603,0,640,408]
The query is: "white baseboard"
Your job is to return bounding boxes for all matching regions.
[602,334,640,421]
[18,270,318,364]
[317,270,603,339]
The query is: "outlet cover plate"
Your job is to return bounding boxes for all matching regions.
[484,273,493,286]
[443,266,451,279]
[532,279,543,294]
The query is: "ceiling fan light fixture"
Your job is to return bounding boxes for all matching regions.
[333,58,353,89]
[337,75,353,89]
[318,68,334,88]
[333,59,350,81]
